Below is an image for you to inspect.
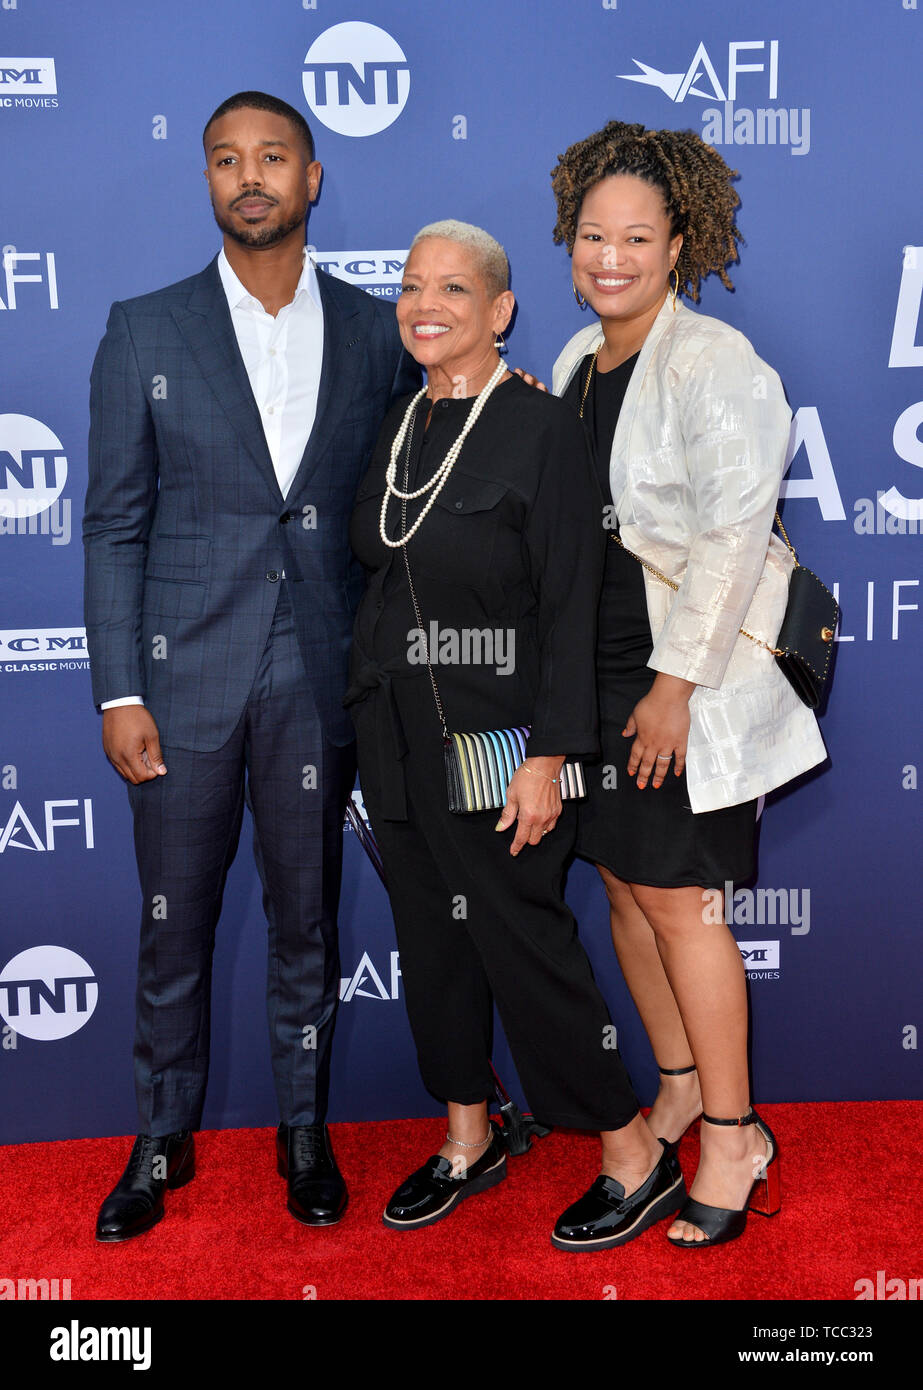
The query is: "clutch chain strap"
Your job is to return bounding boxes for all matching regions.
[398,407,451,738]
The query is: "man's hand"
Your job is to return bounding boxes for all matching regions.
[102,706,167,784]
[512,367,549,393]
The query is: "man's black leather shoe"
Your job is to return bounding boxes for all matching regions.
[383,1132,507,1230]
[95,1131,195,1243]
[551,1141,685,1250]
[277,1123,348,1226]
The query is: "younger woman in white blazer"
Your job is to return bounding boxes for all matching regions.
[548,122,827,1250]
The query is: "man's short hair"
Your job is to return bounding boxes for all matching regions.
[203,91,315,162]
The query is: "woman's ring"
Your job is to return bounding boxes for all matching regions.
[656,753,672,760]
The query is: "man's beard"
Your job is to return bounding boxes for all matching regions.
[212,199,307,249]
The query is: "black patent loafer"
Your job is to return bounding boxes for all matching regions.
[552,1141,685,1251]
[277,1123,348,1226]
[96,1131,195,1243]
[383,1133,507,1230]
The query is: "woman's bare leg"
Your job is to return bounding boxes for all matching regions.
[596,864,702,1142]
[628,883,769,1243]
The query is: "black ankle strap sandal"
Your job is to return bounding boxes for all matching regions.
[666,1108,780,1249]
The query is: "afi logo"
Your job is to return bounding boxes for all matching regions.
[0,59,57,94]
[0,946,98,1041]
[0,415,67,521]
[0,799,94,853]
[1,248,59,310]
[620,40,779,103]
[303,23,410,137]
[339,950,401,1002]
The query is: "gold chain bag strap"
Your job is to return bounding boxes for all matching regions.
[397,405,586,812]
[580,345,840,710]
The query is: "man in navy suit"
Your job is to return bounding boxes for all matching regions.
[84,91,420,1241]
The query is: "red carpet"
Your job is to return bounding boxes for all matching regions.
[1,1102,919,1302]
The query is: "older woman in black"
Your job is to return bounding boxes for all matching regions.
[346,220,683,1248]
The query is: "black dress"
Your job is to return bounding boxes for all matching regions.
[346,373,640,1130]
[562,353,757,889]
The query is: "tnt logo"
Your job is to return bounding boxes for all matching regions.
[302,22,410,137]
[0,415,67,521]
[0,59,57,95]
[0,946,98,1041]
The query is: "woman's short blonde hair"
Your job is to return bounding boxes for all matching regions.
[409,219,510,299]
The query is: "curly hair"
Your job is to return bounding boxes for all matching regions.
[550,121,741,301]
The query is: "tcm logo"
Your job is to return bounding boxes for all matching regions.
[0,799,95,853]
[0,628,88,672]
[738,941,780,973]
[0,59,57,95]
[339,950,401,1002]
[303,22,410,137]
[0,415,67,521]
[313,248,407,301]
[619,41,809,156]
[0,946,98,1041]
[1,248,59,309]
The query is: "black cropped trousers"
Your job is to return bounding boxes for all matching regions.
[352,673,640,1132]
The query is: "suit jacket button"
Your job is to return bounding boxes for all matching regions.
[279,511,293,524]
[455,499,464,509]
[266,570,280,582]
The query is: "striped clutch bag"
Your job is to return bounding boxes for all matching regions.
[395,423,586,816]
[444,726,586,815]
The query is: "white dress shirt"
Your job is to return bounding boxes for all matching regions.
[216,245,324,498]
[102,247,324,710]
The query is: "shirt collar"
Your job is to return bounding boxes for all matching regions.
[217,245,321,314]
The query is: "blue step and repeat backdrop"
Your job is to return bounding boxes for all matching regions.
[1,1,920,1143]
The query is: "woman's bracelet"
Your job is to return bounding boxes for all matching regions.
[522,764,558,785]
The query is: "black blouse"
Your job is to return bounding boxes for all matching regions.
[561,351,640,509]
[348,372,605,758]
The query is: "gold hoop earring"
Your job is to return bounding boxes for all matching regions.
[573,281,587,310]
[669,266,680,312]
[494,332,507,354]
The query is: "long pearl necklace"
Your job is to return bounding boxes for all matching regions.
[378,358,507,549]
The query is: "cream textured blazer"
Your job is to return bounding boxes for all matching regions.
[553,296,828,812]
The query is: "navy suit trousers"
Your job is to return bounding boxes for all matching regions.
[127,585,355,1135]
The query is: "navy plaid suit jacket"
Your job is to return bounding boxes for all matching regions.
[84,255,420,750]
